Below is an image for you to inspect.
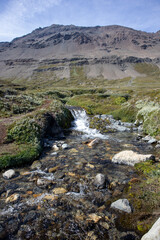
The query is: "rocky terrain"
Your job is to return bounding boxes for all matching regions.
[0,24,160,82]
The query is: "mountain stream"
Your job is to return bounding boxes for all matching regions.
[0,108,158,240]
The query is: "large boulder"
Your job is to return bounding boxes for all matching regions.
[110,199,132,213]
[112,150,155,166]
[141,217,160,240]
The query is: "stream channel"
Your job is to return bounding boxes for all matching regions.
[0,108,158,240]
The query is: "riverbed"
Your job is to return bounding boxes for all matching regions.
[0,109,158,240]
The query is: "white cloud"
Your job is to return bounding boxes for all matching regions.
[0,0,62,41]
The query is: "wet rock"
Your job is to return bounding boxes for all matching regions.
[2,169,16,179]
[36,178,52,188]
[52,144,59,151]
[148,138,157,144]
[88,213,102,223]
[111,199,132,213]
[94,173,107,189]
[69,148,78,153]
[52,188,67,194]
[141,217,160,240]
[100,222,110,230]
[5,193,20,203]
[142,135,157,144]
[155,144,160,149]
[87,138,101,147]
[43,195,58,201]
[112,150,155,166]
[48,166,59,173]
[62,143,68,149]
[86,163,95,169]
[50,152,57,156]
[30,160,41,170]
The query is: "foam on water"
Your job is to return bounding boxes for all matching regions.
[70,109,108,139]
[30,169,55,181]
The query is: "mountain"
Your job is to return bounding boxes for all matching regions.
[0,24,160,83]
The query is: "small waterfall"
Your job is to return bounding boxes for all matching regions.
[69,107,108,139]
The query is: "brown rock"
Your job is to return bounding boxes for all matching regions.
[52,188,67,194]
[48,166,59,173]
[88,213,102,223]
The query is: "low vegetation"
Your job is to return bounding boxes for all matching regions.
[0,62,159,169]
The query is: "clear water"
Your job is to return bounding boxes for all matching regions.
[70,109,108,139]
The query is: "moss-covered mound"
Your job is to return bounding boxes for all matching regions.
[0,100,73,170]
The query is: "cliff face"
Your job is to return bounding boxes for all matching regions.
[0,24,160,82]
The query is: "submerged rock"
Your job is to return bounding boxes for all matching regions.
[3,169,16,179]
[94,173,107,189]
[142,136,157,144]
[110,199,132,213]
[141,217,160,240]
[112,150,155,166]
[5,193,20,203]
[88,213,102,223]
[52,188,67,194]
[87,138,101,147]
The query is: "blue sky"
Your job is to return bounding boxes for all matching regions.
[0,0,160,42]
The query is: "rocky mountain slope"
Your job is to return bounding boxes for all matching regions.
[0,24,160,82]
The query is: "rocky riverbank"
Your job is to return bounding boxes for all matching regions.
[0,110,159,240]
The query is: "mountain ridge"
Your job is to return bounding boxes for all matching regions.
[0,24,160,82]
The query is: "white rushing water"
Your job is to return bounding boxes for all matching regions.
[70,108,108,139]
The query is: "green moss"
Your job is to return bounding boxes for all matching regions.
[7,117,41,144]
[137,221,150,234]
[0,143,41,169]
[111,105,137,122]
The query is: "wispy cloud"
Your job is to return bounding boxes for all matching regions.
[0,0,62,41]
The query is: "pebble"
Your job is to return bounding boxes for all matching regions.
[88,213,102,223]
[50,152,57,156]
[48,166,59,173]
[3,169,16,179]
[36,178,51,187]
[52,145,59,151]
[5,193,20,203]
[61,144,68,149]
[110,199,132,213]
[94,173,106,188]
[43,195,58,201]
[87,138,101,147]
[52,188,67,194]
